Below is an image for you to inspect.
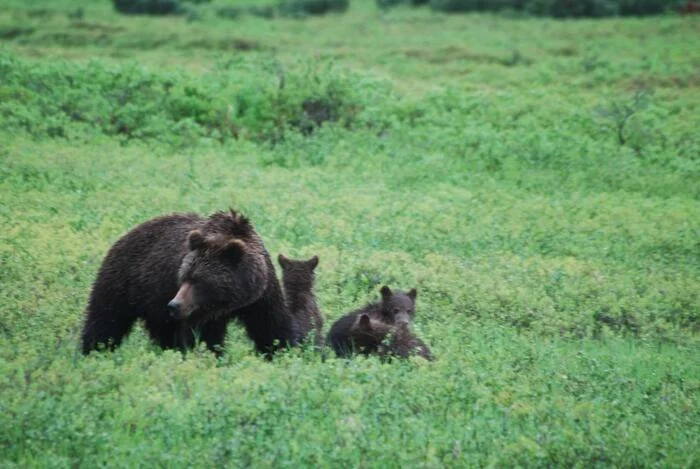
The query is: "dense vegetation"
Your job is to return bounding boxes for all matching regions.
[426,0,683,17]
[0,0,698,467]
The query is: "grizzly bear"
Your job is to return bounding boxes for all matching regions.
[328,314,433,361]
[80,209,298,356]
[327,285,419,355]
[278,254,324,347]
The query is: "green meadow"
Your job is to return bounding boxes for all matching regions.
[0,0,698,467]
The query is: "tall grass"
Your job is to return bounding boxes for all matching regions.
[0,0,698,467]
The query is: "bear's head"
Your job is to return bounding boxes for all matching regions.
[168,210,269,322]
[278,254,319,291]
[378,286,417,325]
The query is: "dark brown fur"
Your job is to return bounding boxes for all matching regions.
[81,210,298,356]
[327,285,421,357]
[278,254,324,347]
[328,314,433,361]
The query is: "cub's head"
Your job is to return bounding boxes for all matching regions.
[278,254,319,290]
[168,210,269,321]
[349,314,392,354]
[378,286,417,325]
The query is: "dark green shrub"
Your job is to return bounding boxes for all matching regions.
[429,0,679,16]
[113,0,181,15]
[430,0,521,12]
[618,0,673,15]
[376,0,430,8]
[0,53,394,144]
[215,6,243,20]
[248,5,277,18]
[525,0,618,17]
[279,0,350,17]
[113,0,210,16]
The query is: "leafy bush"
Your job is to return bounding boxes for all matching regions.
[216,5,277,20]
[113,0,209,16]
[279,0,350,17]
[428,0,679,16]
[430,0,522,12]
[0,53,394,144]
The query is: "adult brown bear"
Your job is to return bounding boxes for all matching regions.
[80,209,299,356]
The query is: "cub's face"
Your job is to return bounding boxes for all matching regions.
[379,286,417,325]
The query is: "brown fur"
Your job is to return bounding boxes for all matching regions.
[81,209,299,356]
[328,313,433,361]
[327,285,425,358]
[278,254,324,347]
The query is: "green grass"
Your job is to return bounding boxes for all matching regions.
[1,1,699,467]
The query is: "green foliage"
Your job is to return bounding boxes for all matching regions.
[0,0,699,467]
[428,0,679,16]
[0,53,393,144]
[112,0,210,16]
[279,0,350,17]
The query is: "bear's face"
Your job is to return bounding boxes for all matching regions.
[168,210,269,322]
[278,254,319,290]
[378,286,417,325]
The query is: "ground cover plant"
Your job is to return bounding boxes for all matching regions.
[0,0,698,467]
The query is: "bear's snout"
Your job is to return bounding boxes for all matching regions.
[169,282,195,319]
[395,312,410,325]
[167,299,182,319]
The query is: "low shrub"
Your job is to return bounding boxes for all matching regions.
[0,53,395,144]
[427,0,679,16]
[279,0,350,17]
[113,0,210,16]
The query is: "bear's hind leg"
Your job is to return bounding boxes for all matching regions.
[81,308,137,354]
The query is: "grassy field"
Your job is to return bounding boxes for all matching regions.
[1,0,699,467]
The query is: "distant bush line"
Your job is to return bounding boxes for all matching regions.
[113,0,349,18]
[403,0,683,17]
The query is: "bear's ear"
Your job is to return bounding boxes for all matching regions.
[278,253,290,268]
[308,255,319,270]
[188,230,206,251]
[358,314,372,330]
[222,239,246,264]
[380,285,392,299]
[407,288,417,302]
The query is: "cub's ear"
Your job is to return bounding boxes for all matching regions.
[278,253,290,268]
[407,288,417,301]
[358,314,372,330]
[380,285,392,299]
[188,230,206,251]
[308,255,319,270]
[223,239,246,264]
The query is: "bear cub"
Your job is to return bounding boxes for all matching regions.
[81,209,297,356]
[328,286,432,360]
[278,254,324,347]
[348,314,433,361]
